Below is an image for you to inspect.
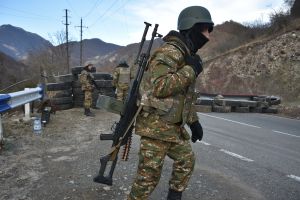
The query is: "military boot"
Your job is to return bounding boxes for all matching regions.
[84,108,95,117]
[167,189,182,200]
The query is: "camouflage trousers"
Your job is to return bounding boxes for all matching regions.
[128,136,195,200]
[83,90,93,109]
[116,87,129,101]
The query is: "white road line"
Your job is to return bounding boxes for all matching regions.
[272,130,300,138]
[198,141,211,145]
[199,113,261,128]
[287,175,300,182]
[220,149,254,162]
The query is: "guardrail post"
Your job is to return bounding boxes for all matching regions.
[0,114,3,150]
[23,88,31,121]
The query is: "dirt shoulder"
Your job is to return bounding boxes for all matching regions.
[0,108,133,200]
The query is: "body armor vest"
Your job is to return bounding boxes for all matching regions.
[118,67,131,84]
[139,38,196,126]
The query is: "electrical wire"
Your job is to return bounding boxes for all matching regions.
[100,0,130,23]
[0,11,60,21]
[83,0,104,18]
[88,0,120,28]
[0,4,59,20]
[65,0,80,18]
[0,78,33,93]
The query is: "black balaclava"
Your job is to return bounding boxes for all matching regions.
[180,23,211,54]
[117,62,129,68]
[84,64,94,72]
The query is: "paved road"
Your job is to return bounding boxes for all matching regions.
[179,112,300,200]
[2,109,299,200]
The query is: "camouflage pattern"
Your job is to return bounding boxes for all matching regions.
[83,90,93,109]
[79,70,94,91]
[128,32,200,199]
[130,63,138,81]
[128,136,195,200]
[112,66,131,101]
[137,33,199,143]
[79,69,94,109]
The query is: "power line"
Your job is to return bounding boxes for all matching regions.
[88,0,120,27]
[0,4,57,19]
[0,11,60,21]
[84,0,104,18]
[65,0,81,18]
[100,0,130,23]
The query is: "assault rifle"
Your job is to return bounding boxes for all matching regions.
[93,23,162,186]
[91,79,101,91]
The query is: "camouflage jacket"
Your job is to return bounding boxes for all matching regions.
[112,66,131,89]
[136,31,199,143]
[79,69,94,91]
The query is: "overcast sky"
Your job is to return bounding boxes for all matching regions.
[0,0,286,46]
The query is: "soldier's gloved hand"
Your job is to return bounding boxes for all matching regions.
[189,121,203,143]
[185,54,203,77]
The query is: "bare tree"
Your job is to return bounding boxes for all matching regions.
[25,30,71,82]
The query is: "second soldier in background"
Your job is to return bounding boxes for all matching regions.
[79,63,96,117]
[112,61,131,101]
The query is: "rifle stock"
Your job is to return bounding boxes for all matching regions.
[93,23,162,185]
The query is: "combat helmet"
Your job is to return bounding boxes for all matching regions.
[118,61,129,68]
[177,6,214,31]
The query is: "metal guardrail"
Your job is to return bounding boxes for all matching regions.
[0,86,43,113]
[0,85,44,146]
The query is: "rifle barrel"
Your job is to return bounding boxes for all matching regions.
[134,22,152,65]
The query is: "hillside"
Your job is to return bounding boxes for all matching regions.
[86,39,163,72]
[67,38,122,66]
[198,23,300,102]
[199,20,253,59]
[90,21,255,72]
[23,38,123,75]
[0,52,35,91]
[0,25,52,60]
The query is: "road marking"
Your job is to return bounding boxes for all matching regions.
[199,113,261,128]
[198,141,211,145]
[287,175,300,182]
[220,149,254,162]
[272,130,300,138]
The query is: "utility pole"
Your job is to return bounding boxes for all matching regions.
[75,18,87,66]
[63,9,70,73]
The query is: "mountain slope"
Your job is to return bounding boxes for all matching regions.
[91,21,251,72]
[85,38,163,72]
[0,52,35,91]
[0,24,52,60]
[68,38,122,65]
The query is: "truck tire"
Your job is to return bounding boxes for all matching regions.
[46,82,72,91]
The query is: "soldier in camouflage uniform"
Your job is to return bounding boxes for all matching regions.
[128,6,214,200]
[79,63,96,117]
[112,61,131,101]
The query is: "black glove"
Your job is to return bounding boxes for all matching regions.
[190,121,203,143]
[185,54,203,77]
